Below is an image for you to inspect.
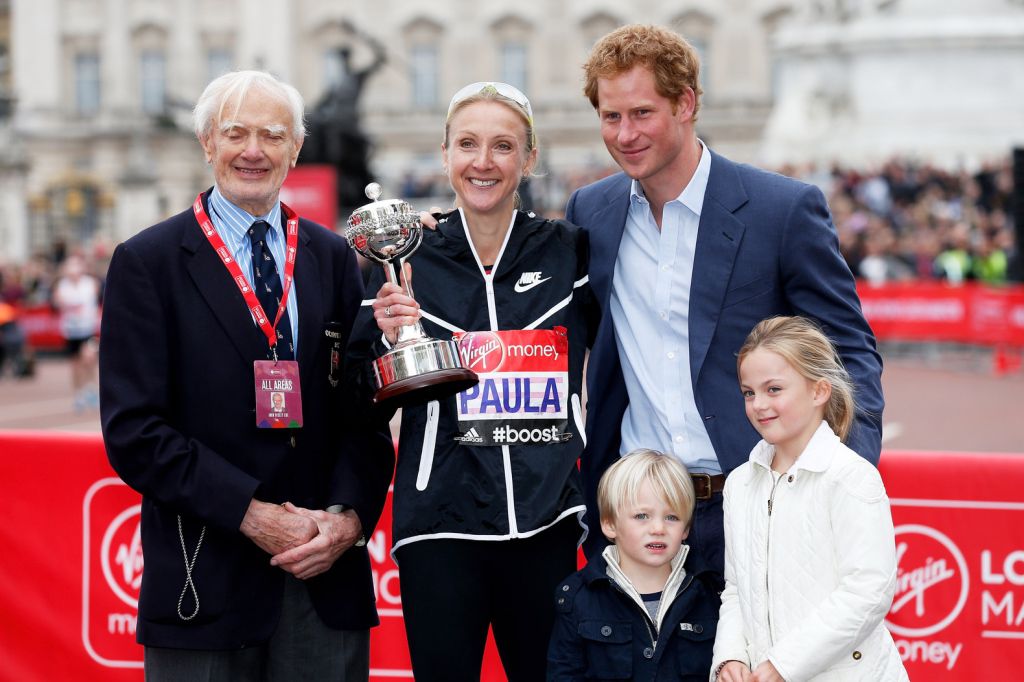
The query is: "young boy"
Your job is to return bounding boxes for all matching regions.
[547,449,720,681]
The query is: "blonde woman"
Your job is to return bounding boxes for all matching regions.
[351,82,594,681]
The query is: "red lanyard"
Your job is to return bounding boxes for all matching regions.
[193,193,299,354]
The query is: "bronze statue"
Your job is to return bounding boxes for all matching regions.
[300,20,386,214]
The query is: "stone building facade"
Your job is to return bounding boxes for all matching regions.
[2,0,1023,261]
[3,0,782,259]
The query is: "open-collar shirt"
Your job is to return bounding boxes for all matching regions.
[609,141,719,474]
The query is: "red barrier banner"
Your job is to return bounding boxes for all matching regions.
[2,433,1021,681]
[881,450,1024,678]
[0,433,141,681]
[0,432,505,681]
[858,281,1024,346]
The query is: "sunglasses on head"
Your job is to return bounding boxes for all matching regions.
[446,81,534,123]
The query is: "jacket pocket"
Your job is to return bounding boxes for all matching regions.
[721,276,774,310]
[825,626,887,675]
[578,620,632,679]
[140,522,232,626]
[571,393,587,448]
[415,400,440,491]
[665,619,717,679]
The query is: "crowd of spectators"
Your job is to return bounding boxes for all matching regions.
[396,155,1019,287]
[0,155,1018,372]
[784,157,1018,286]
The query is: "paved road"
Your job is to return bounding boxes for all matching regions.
[2,351,1022,454]
[0,358,102,432]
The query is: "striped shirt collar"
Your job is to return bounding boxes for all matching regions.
[207,186,283,241]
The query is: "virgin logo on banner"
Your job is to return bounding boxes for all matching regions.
[890,526,970,636]
[75,479,502,680]
[82,478,144,668]
[884,499,1024,676]
[78,477,419,677]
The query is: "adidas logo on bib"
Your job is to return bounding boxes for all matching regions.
[455,427,484,444]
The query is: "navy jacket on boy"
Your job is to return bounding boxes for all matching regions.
[547,547,720,681]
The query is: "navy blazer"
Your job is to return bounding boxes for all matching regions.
[567,151,883,553]
[99,191,394,649]
[547,551,720,681]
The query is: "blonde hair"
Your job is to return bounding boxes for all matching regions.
[597,449,696,531]
[443,89,536,156]
[582,24,703,122]
[737,316,857,441]
[443,87,537,209]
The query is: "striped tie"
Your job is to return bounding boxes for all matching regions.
[248,220,294,360]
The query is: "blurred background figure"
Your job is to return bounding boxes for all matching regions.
[935,222,974,284]
[0,263,33,378]
[858,220,913,286]
[0,299,28,378]
[52,254,100,411]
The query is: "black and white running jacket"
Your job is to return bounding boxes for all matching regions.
[349,208,595,554]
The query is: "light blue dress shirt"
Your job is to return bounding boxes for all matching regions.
[608,142,721,475]
[207,186,300,352]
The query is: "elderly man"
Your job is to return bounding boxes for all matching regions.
[99,70,394,681]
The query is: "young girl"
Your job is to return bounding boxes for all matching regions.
[712,316,907,681]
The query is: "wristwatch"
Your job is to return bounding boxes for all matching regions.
[326,504,367,547]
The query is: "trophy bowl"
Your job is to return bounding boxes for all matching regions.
[345,183,478,406]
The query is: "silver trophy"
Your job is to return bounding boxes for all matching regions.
[345,183,478,405]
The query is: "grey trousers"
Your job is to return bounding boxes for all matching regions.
[144,574,370,682]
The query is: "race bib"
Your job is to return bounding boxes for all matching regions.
[452,328,573,446]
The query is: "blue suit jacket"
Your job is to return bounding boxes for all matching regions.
[567,151,883,550]
[100,191,394,649]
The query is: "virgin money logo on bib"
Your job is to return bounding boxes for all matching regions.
[459,331,505,372]
[453,328,573,446]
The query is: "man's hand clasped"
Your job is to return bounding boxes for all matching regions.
[240,499,364,580]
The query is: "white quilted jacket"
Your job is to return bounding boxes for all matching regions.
[711,421,908,681]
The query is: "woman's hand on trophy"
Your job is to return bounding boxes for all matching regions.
[373,263,421,344]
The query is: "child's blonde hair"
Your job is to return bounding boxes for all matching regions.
[597,449,696,530]
[736,316,857,441]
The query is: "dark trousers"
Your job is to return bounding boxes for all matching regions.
[144,574,370,682]
[687,493,725,590]
[395,517,581,682]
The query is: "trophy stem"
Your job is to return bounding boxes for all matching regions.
[384,257,428,346]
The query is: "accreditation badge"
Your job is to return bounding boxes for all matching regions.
[254,360,303,428]
[451,327,573,446]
